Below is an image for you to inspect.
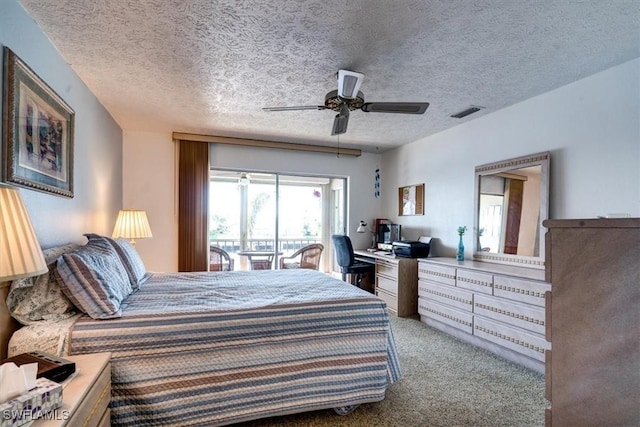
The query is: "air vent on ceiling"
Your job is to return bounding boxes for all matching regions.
[451,106,483,119]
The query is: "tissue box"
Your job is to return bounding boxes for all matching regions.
[0,378,62,427]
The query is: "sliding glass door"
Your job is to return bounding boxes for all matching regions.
[210,170,345,272]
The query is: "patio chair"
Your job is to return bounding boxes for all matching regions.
[279,243,324,270]
[210,245,234,271]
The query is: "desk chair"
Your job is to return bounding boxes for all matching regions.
[279,243,324,270]
[210,245,234,271]
[331,235,374,287]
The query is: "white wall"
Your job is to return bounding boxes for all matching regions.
[122,131,178,271]
[381,58,640,259]
[0,0,123,248]
[123,133,381,271]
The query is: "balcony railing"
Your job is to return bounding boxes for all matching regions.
[211,238,322,255]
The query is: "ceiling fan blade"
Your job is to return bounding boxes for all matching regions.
[361,102,429,114]
[262,105,327,112]
[331,104,350,135]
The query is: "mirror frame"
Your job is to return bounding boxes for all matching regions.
[473,151,550,269]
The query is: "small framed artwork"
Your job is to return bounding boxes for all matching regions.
[398,183,424,216]
[2,47,74,197]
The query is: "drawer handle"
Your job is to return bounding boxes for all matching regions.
[474,303,544,326]
[458,276,492,287]
[419,304,473,327]
[419,268,455,280]
[494,284,545,299]
[420,287,472,305]
[474,325,545,354]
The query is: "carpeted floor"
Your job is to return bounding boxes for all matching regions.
[239,316,546,427]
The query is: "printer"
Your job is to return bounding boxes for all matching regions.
[392,240,430,258]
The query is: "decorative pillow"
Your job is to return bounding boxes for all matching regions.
[54,237,132,319]
[84,234,149,290]
[113,238,149,286]
[7,243,80,325]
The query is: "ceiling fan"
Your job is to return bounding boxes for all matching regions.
[263,70,430,135]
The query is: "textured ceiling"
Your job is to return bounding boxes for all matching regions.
[18,0,640,152]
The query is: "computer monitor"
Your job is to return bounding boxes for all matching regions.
[377,223,401,244]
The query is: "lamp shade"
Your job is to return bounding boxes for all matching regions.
[112,210,152,242]
[356,221,367,233]
[0,184,47,281]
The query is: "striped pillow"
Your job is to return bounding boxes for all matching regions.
[84,234,149,290]
[113,238,149,289]
[55,238,132,319]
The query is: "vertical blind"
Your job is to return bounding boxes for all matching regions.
[178,139,210,271]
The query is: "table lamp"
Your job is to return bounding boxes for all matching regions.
[356,220,376,249]
[0,183,47,282]
[112,210,153,246]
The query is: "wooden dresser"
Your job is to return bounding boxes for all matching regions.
[544,218,639,426]
[418,257,549,373]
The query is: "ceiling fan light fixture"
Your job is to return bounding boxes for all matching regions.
[337,70,364,99]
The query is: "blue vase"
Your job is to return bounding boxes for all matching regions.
[457,235,465,261]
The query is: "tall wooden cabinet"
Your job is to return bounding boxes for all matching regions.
[544,218,639,426]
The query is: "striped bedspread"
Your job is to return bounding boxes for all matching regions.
[69,269,401,426]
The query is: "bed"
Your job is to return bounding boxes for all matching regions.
[2,236,401,426]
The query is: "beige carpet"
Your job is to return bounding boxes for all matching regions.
[239,316,546,427]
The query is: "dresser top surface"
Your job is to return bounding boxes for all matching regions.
[420,257,546,281]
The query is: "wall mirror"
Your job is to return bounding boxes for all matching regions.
[473,152,550,269]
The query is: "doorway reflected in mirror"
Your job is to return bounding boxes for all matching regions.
[473,152,550,269]
[478,165,542,256]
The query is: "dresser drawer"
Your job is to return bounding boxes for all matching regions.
[418,298,473,334]
[376,259,399,279]
[474,293,546,335]
[456,269,493,295]
[418,279,473,312]
[473,317,549,362]
[376,287,397,314]
[493,275,550,306]
[418,262,456,286]
[376,275,398,295]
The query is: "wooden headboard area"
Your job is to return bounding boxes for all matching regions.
[1,282,21,359]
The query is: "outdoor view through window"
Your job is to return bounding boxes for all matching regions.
[209,171,345,271]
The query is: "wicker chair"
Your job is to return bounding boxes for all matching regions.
[210,245,234,271]
[279,243,324,270]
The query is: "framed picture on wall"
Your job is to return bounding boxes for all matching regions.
[2,47,74,198]
[398,183,424,216]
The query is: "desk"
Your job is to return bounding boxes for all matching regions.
[354,249,418,317]
[237,251,283,270]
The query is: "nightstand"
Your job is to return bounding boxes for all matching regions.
[35,352,111,427]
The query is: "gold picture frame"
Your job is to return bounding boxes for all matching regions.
[398,183,424,216]
[2,47,75,198]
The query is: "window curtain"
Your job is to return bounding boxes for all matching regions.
[178,139,210,271]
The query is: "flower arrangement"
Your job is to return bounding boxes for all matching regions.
[457,226,467,236]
